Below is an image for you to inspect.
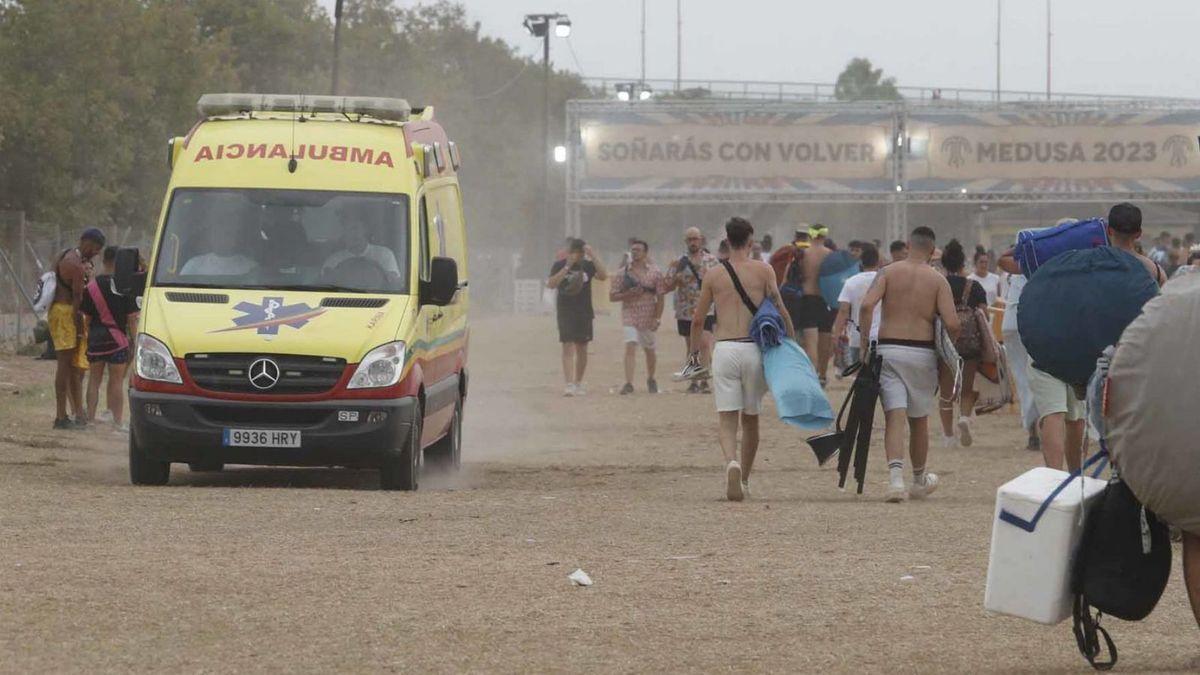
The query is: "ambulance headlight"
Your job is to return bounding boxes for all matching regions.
[136,333,183,384]
[348,341,406,389]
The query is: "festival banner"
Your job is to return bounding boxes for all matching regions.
[907,111,1200,193]
[576,110,895,195]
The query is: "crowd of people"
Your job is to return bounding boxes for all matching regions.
[546,204,1196,505]
[38,228,139,432]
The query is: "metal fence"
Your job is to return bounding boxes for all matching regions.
[584,76,1200,108]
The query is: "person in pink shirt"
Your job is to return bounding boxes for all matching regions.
[610,239,665,394]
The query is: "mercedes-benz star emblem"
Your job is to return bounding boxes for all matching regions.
[248,358,281,390]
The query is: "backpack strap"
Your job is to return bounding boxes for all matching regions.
[682,255,703,284]
[720,260,759,315]
[85,279,130,355]
[1073,593,1118,670]
[958,278,973,309]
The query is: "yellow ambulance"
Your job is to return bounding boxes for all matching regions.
[128,93,468,490]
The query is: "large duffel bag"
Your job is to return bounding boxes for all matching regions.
[1017,247,1158,387]
[1014,217,1109,278]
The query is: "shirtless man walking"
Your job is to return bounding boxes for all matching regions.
[690,217,795,501]
[859,226,961,502]
[795,225,831,368]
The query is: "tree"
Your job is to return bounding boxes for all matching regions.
[834,58,902,102]
[0,0,592,252]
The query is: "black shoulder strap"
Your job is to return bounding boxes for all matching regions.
[720,260,759,315]
[682,255,702,283]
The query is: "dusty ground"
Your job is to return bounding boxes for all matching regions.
[0,313,1196,674]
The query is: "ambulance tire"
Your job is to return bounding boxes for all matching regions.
[188,461,224,472]
[426,398,463,472]
[380,405,421,491]
[129,432,170,486]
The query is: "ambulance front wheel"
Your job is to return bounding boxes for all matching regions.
[380,405,421,491]
[129,432,170,486]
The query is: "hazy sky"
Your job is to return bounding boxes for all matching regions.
[321,1,1200,99]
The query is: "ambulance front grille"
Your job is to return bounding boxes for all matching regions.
[184,353,347,394]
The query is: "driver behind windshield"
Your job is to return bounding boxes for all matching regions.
[322,210,400,280]
[179,199,258,276]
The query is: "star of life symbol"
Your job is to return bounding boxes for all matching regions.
[211,296,327,336]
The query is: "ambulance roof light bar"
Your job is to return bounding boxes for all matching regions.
[197,93,412,122]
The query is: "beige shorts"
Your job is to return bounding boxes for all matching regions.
[623,325,657,350]
[879,344,938,418]
[712,341,767,415]
[1028,359,1085,422]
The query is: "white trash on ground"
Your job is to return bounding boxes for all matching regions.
[568,569,593,587]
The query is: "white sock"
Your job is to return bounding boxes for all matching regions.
[888,459,904,486]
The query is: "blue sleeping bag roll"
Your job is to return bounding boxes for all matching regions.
[1018,247,1158,387]
[763,338,835,430]
[1014,217,1109,278]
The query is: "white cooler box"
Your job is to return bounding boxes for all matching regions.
[984,467,1107,625]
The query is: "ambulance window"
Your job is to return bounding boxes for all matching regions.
[152,188,410,294]
[418,195,430,281]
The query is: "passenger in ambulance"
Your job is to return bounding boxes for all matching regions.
[322,211,400,286]
[179,199,258,277]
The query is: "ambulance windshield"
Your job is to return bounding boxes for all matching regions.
[153,188,410,294]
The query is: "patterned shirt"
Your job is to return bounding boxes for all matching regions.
[610,262,665,330]
[667,252,720,321]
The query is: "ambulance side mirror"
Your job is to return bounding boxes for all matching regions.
[113,247,146,298]
[422,257,458,307]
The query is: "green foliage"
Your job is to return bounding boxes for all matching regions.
[834,58,902,102]
[0,0,590,248]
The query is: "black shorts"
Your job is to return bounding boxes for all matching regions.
[820,305,837,334]
[87,347,130,364]
[557,311,593,344]
[789,294,831,331]
[677,316,716,337]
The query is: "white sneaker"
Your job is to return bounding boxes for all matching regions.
[726,461,744,502]
[941,434,959,449]
[910,473,940,500]
[884,482,908,503]
[574,383,587,397]
[673,355,711,382]
[563,383,576,397]
[957,417,973,447]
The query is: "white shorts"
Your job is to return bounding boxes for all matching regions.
[712,340,767,415]
[623,325,657,350]
[878,344,938,419]
[1028,359,1085,422]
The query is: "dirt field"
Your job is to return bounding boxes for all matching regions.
[1,313,1196,673]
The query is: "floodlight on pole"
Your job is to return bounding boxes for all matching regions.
[523,11,572,269]
[554,145,567,163]
[638,86,653,101]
